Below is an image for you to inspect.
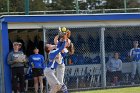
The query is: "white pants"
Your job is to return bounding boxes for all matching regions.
[56,63,65,84]
[44,68,62,93]
[131,61,140,79]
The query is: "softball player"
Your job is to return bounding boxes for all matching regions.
[54,27,74,93]
[44,35,67,93]
[56,48,69,93]
[130,40,140,84]
[54,34,70,84]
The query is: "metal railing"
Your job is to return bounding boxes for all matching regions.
[0,8,140,15]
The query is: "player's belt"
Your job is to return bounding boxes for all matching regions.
[51,68,55,70]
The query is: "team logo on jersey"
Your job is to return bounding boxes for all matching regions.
[33,57,41,61]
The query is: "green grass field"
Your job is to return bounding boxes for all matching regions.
[72,87,140,93]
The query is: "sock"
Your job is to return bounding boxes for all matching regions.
[61,84,68,93]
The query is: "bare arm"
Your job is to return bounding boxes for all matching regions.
[54,35,59,45]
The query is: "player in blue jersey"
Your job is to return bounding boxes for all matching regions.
[54,28,74,93]
[44,34,67,93]
[29,47,45,93]
[130,40,140,85]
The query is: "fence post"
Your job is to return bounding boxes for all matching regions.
[124,0,127,13]
[100,27,106,88]
[7,0,9,14]
[25,0,29,15]
[43,27,49,93]
[75,0,79,14]
[43,27,47,59]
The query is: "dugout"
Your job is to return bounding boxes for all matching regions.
[1,14,140,93]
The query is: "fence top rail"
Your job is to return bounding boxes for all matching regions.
[0,7,140,15]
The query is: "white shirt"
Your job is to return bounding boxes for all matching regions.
[107,58,122,72]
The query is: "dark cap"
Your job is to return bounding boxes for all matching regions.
[133,40,138,44]
[33,47,38,50]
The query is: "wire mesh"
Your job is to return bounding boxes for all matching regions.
[105,26,140,87]
[9,26,140,92]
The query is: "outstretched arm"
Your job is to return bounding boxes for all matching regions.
[54,35,59,45]
[50,34,67,60]
[49,41,66,60]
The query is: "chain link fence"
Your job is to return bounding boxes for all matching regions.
[43,26,140,92]
[8,25,140,92]
[105,26,140,87]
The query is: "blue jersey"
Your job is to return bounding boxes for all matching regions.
[29,54,45,68]
[47,41,66,69]
[57,41,68,58]
[130,48,140,61]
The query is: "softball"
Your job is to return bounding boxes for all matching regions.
[61,27,67,32]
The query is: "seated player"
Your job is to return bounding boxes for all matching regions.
[106,52,122,86]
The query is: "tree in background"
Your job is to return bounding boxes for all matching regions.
[79,2,88,10]
[46,0,74,10]
[30,0,46,11]
[127,0,140,8]
[104,0,140,9]
[105,0,124,9]
[1,0,140,13]
[0,0,46,13]
[10,0,24,12]
[46,0,106,10]
[86,0,99,10]
[0,0,7,12]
